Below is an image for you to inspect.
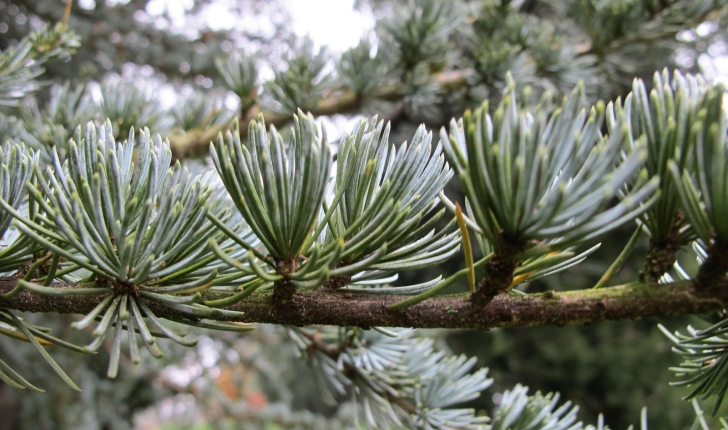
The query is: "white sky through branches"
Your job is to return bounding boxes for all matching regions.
[284,0,374,52]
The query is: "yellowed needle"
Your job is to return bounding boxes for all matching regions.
[455,202,476,294]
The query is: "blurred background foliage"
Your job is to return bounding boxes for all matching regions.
[1,0,728,428]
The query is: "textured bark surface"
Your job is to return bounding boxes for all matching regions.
[1,278,726,330]
[695,240,728,291]
[639,215,684,283]
[471,246,521,307]
[470,233,525,307]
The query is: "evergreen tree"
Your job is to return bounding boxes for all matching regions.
[2,0,728,428]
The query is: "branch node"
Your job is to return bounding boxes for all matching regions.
[471,237,523,307]
[695,240,728,292]
[272,259,298,305]
[639,215,682,282]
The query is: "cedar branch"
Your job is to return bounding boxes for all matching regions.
[0,278,725,330]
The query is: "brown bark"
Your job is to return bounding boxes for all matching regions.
[695,240,728,291]
[640,238,681,283]
[1,278,726,330]
[471,238,525,307]
[639,213,684,283]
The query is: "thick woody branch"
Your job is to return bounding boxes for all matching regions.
[1,278,725,330]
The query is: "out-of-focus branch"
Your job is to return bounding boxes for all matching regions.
[167,70,468,157]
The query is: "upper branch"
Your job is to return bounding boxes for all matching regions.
[167,70,467,157]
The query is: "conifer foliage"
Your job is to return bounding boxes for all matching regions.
[3,0,728,428]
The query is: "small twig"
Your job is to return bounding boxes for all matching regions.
[61,0,73,29]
